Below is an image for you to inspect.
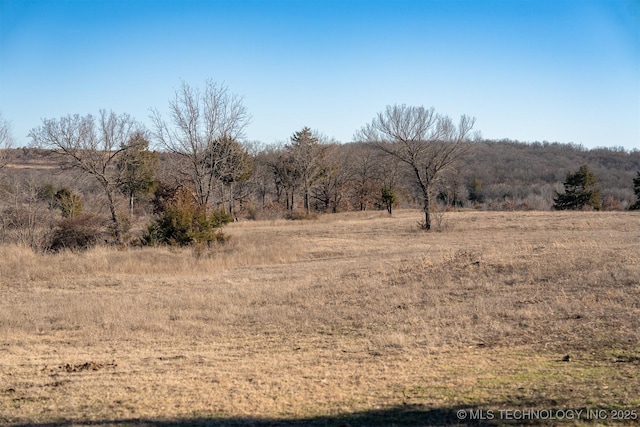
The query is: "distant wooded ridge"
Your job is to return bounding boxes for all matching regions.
[4,138,638,212]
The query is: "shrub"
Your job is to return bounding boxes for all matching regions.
[602,196,622,211]
[145,188,233,246]
[114,210,133,245]
[36,185,83,218]
[284,209,318,221]
[46,214,105,252]
[150,181,177,215]
[0,204,51,248]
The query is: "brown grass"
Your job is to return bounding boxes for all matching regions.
[1,210,639,426]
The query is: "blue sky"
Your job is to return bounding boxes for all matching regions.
[1,0,638,149]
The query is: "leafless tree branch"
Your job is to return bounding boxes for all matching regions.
[151,80,251,208]
[0,113,15,169]
[29,110,143,244]
[355,104,477,230]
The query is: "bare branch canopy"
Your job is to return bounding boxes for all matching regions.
[355,104,478,230]
[0,113,15,169]
[29,110,144,244]
[150,80,251,207]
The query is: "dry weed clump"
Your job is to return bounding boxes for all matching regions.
[0,210,639,424]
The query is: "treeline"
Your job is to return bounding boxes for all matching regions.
[0,80,638,250]
[462,140,639,211]
[1,138,638,241]
[248,139,640,215]
[6,138,638,216]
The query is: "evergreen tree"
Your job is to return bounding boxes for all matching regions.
[468,176,483,203]
[630,171,640,210]
[117,132,158,216]
[54,188,83,218]
[380,187,396,214]
[553,164,601,210]
[145,187,232,246]
[288,127,325,214]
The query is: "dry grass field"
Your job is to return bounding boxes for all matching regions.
[0,210,639,426]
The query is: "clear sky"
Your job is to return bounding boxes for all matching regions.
[1,0,639,149]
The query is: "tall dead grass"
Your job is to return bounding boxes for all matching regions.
[1,210,639,423]
[2,210,638,348]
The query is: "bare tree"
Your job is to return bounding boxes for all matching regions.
[348,143,381,211]
[29,110,142,244]
[0,175,54,247]
[356,104,477,230]
[250,155,270,211]
[270,149,300,212]
[0,113,15,169]
[204,137,252,215]
[151,80,251,208]
[312,143,353,213]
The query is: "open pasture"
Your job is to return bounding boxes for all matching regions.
[0,210,639,426]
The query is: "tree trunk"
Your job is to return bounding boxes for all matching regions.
[275,181,282,204]
[106,188,122,244]
[304,184,310,214]
[423,192,431,230]
[412,166,432,231]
